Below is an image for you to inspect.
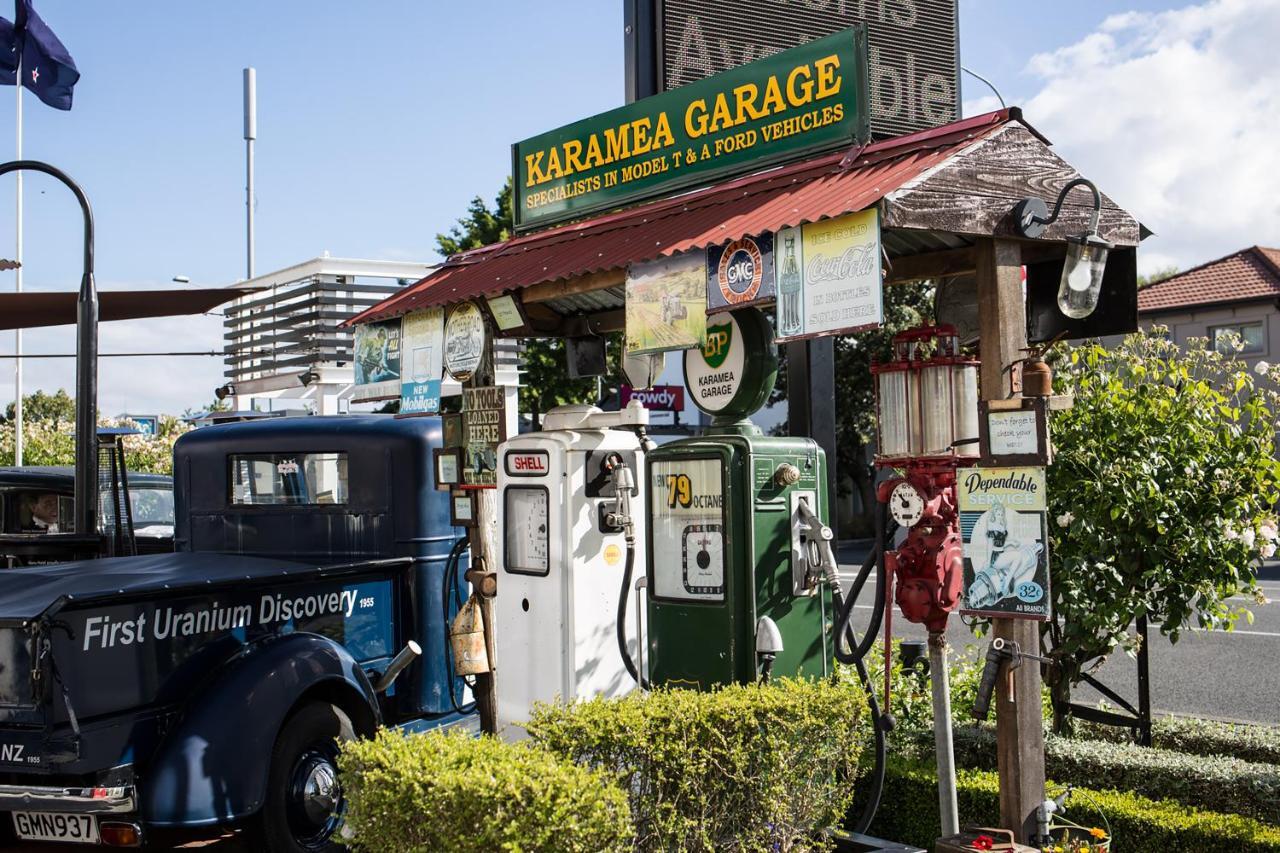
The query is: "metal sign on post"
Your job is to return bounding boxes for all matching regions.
[401,307,444,415]
[654,0,960,139]
[706,233,775,311]
[775,209,884,342]
[620,384,685,411]
[461,385,507,488]
[958,466,1052,621]
[515,27,869,231]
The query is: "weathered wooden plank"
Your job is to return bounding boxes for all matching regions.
[903,125,1129,213]
[883,191,1141,246]
[521,267,626,305]
[975,239,1047,844]
[886,247,975,284]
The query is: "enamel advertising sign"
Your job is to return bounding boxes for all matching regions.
[775,208,884,342]
[706,233,775,311]
[400,308,444,415]
[625,251,708,355]
[958,466,1052,621]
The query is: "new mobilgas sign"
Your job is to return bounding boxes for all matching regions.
[513,27,869,231]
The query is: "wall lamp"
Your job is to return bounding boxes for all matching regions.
[1013,178,1113,319]
[215,383,236,400]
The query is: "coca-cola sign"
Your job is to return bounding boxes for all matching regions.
[775,208,883,342]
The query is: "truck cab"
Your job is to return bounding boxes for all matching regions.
[0,416,469,851]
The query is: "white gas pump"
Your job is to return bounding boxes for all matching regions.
[494,400,652,738]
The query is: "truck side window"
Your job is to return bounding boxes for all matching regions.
[16,492,72,534]
[228,453,349,506]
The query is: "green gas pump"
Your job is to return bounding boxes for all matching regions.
[638,307,837,688]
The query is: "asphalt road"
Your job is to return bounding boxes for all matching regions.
[836,540,1280,726]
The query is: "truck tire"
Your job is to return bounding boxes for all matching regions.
[248,701,355,853]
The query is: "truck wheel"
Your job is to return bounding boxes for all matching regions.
[251,701,355,853]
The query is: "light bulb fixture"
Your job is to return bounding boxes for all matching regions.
[1012,177,1113,319]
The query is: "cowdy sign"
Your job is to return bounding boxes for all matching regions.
[514,27,869,231]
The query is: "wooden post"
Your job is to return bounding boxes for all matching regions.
[974,238,1046,842]
[463,332,500,734]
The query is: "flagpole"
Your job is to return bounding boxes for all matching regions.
[13,56,22,467]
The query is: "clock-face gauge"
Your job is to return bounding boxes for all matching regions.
[889,481,926,529]
[506,487,549,574]
[682,524,724,595]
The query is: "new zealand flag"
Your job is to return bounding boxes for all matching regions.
[0,0,79,110]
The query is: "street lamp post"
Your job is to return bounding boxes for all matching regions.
[0,160,97,538]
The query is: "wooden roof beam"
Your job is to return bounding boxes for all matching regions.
[521,267,626,305]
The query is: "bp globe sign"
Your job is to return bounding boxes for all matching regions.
[684,307,777,421]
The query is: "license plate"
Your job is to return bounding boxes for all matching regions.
[12,811,100,844]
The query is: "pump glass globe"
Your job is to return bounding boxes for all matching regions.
[1057,234,1111,319]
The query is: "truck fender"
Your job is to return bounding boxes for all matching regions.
[141,632,381,827]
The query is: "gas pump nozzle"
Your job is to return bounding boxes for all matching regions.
[604,455,635,538]
[794,498,839,593]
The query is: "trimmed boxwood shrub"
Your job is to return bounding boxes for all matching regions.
[897,723,1280,825]
[525,677,868,852]
[867,759,1280,853]
[338,728,632,852]
[1075,714,1280,766]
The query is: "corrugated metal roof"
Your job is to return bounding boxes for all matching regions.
[1138,246,1280,313]
[351,110,1017,325]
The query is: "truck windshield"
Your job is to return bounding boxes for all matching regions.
[229,453,349,506]
[129,487,175,529]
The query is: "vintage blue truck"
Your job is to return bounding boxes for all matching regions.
[0,416,472,850]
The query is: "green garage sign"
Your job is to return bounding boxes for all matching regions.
[513,27,869,232]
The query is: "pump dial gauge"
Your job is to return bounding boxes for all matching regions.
[682,523,724,595]
[505,487,549,575]
[889,481,926,529]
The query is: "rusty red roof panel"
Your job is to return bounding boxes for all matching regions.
[1138,246,1280,313]
[351,110,1016,325]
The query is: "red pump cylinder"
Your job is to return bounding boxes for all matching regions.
[878,468,964,633]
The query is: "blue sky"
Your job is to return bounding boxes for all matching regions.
[1,0,1276,414]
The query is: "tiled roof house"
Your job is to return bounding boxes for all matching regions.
[1136,246,1280,364]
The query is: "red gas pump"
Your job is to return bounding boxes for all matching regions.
[869,325,980,837]
[871,325,979,634]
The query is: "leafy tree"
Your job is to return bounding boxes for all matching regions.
[435,181,608,415]
[0,392,189,474]
[1137,265,1178,289]
[771,282,936,536]
[1044,329,1280,732]
[181,397,231,419]
[3,388,75,425]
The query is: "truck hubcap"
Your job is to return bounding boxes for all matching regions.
[287,749,343,845]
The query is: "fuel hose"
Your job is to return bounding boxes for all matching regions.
[442,536,476,715]
[827,499,898,835]
[617,527,650,690]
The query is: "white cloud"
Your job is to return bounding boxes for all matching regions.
[1020,0,1280,274]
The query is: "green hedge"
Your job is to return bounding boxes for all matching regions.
[1075,714,1280,765]
[868,759,1280,853]
[525,677,867,852]
[897,723,1280,825]
[338,728,632,852]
